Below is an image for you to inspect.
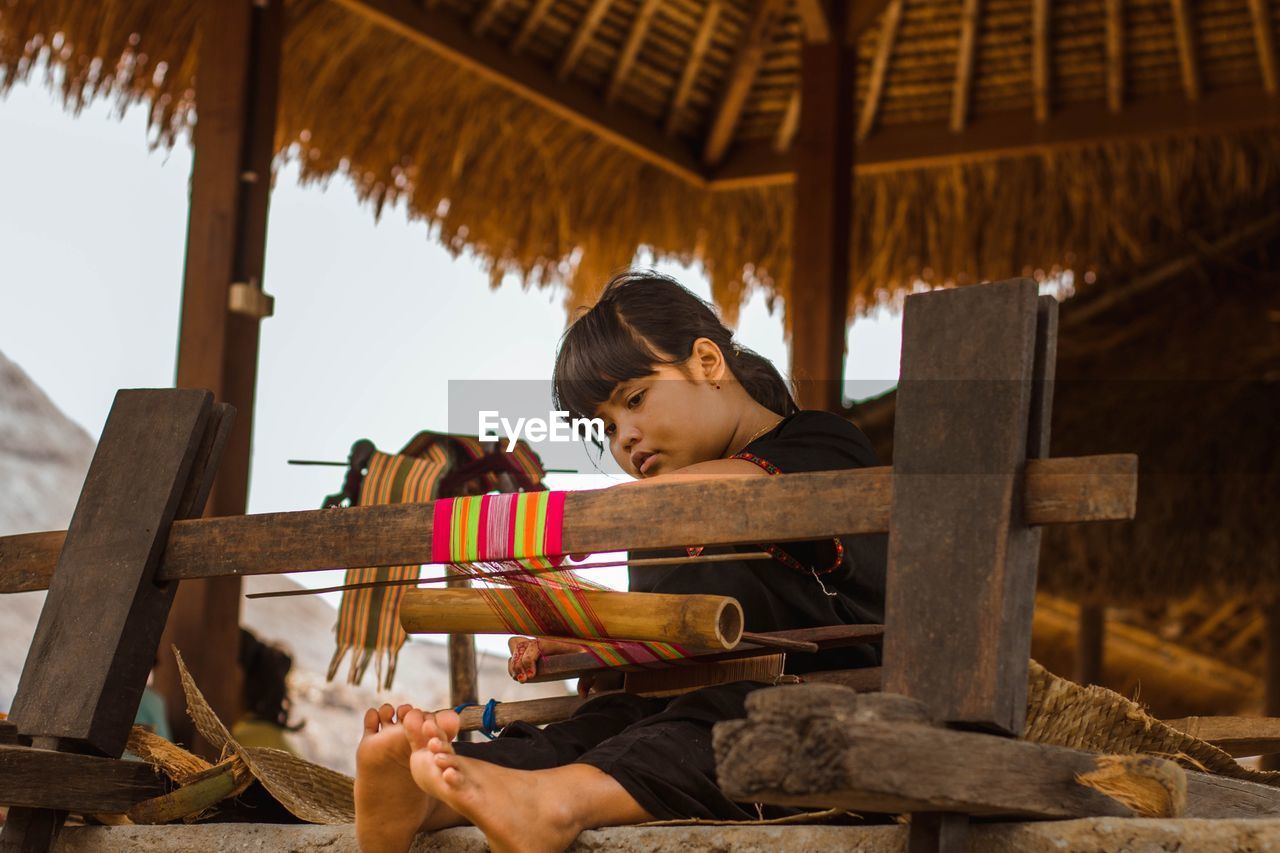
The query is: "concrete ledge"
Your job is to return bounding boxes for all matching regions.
[53,818,1280,852]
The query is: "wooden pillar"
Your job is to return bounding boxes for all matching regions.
[1075,603,1105,686]
[153,0,283,755]
[1264,600,1280,771]
[788,0,855,413]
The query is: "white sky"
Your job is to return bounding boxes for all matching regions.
[0,80,904,653]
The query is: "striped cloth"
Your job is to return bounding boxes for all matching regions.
[432,492,691,670]
[327,447,449,689]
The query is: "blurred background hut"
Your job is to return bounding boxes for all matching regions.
[1,0,1277,753]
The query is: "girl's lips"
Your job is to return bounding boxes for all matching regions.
[638,452,658,476]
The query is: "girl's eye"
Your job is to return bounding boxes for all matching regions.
[626,390,645,409]
[604,423,616,437]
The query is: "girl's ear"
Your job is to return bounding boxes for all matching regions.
[689,337,728,384]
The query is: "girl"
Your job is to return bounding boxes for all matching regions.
[354,271,887,853]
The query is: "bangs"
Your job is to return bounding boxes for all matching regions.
[553,302,667,423]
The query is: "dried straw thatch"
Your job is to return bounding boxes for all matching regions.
[850,224,1280,604]
[2,0,1278,324]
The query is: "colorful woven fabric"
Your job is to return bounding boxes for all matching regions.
[431,492,694,669]
[327,447,450,689]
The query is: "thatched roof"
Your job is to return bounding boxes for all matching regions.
[849,218,1280,604]
[2,0,1278,322]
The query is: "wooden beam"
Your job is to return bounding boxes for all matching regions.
[161,0,282,757]
[794,0,831,43]
[716,691,1280,819]
[857,0,903,141]
[1075,603,1104,685]
[332,0,706,184]
[789,0,856,413]
[711,88,1280,188]
[1171,0,1200,101]
[950,0,980,132]
[774,88,801,151]
[846,0,896,46]
[606,0,661,104]
[883,281,1053,734]
[1266,599,1280,771]
[665,0,721,136]
[557,0,613,80]
[1032,594,1261,714]
[0,454,1138,594]
[702,0,787,165]
[1162,716,1280,758]
[1105,0,1124,113]
[510,0,554,54]
[0,745,167,812]
[1032,0,1049,123]
[470,0,509,36]
[1249,0,1278,94]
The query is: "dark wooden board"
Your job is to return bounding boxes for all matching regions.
[0,745,167,812]
[7,390,212,756]
[0,453,1136,594]
[882,279,1046,734]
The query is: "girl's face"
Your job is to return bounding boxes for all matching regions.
[594,358,736,478]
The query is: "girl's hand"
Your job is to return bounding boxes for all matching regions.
[506,636,588,682]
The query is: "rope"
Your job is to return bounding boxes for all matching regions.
[454,699,503,740]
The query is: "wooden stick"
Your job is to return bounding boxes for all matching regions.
[0,455,1139,595]
[448,665,884,732]
[1032,0,1050,123]
[528,624,883,682]
[739,631,820,653]
[607,0,660,104]
[1105,0,1124,113]
[857,0,903,141]
[703,0,786,165]
[243,550,773,600]
[1170,0,1200,101]
[401,588,745,649]
[665,0,720,136]
[1162,716,1280,758]
[1249,0,1278,95]
[950,0,980,132]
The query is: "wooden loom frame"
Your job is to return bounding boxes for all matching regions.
[1,278,1276,852]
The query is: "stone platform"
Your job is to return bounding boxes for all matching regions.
[51,818,1280,852]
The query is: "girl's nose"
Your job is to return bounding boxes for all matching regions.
[617,419,642,451]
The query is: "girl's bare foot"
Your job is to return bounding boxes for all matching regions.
[406,710,582,853]
[354,703,451,852]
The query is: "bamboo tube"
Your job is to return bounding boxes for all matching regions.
[400,588,743,650]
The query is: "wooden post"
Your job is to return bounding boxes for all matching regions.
[788,0,855,413]
[156,0,283,755]
[1264,599,1280,771]
[2,391,225,850]
[883,281,1057,735]
[1076,603,1105,686]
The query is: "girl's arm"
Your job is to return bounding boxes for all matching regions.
[617,457,769,487]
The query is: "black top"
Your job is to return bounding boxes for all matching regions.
[628,410,888,672]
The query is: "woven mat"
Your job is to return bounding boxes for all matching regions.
[1025,660,1280,786]
[175,649,355,824]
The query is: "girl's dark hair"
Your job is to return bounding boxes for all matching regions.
[238,628,304,732]
[553,270,798,424]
